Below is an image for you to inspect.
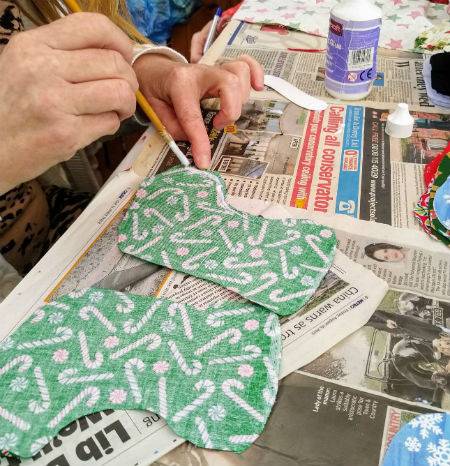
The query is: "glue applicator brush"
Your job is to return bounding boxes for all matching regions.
[63,0,190,167]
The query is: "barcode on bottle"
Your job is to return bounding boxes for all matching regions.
[347,47,374,70]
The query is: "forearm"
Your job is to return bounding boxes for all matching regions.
[0,12,26,194]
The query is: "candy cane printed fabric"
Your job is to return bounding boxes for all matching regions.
[0,289,281,457]
[118,167,337,316]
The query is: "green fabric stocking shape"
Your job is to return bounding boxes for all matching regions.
[118,167,337,316]
[0,289,281,458]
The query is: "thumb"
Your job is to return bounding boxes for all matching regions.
[190,21,212,63]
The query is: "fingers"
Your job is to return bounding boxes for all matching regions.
[207,56,264,129]
[235,55,265,91]
[57,48,138,91]
[68,79,136,120]
[170,83,211,168]
[190,21,212,63]
[32,12,134,63]
[146,97,189,141]
[220,60,252,101]
[211,71,244,130]
[201,63,250,130]
[74,112,121,151]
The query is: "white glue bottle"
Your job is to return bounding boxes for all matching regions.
[324,0,382,100]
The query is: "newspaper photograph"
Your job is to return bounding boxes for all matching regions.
[303,288,450,410]
[154,371,436,466]
[335,228,450,301]
[212,20,447,113]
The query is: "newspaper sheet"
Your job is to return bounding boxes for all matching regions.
[248,202,450,413]
[204,20,450,113]
[204,21,450,230]
[186,96,450,231]
[155,371,438,466]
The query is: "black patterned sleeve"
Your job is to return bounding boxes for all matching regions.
[0,1,23,49]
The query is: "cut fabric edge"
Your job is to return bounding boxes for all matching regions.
[118,166,338,317]
[3,396,275,458]
[0,289,282,458]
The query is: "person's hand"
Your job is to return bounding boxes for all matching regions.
[190,20,212,63]
[0,13,138,194]
[134,54,264,168]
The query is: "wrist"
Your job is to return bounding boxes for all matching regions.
[133,53,180,99]
[133,52,175,69]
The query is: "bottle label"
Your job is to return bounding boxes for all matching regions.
[325,14,381,96]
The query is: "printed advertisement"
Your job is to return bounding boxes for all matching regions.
[168,98,449,230]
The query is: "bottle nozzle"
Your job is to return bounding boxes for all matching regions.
[385,103,415,139]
